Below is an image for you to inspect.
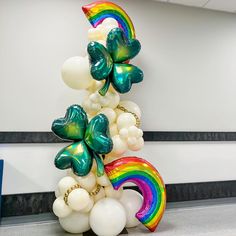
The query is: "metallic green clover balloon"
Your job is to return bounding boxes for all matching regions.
[51,104,113,176]
[87,27,144,96]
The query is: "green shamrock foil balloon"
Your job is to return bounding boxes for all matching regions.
[51,104,113,176]
[88,27,144,96]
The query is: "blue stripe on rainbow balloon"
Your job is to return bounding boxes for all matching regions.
[105,156,166,232]
[82,1,136,39]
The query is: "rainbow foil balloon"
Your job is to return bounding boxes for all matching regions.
[105,156,166,232]
[82,1,136,39]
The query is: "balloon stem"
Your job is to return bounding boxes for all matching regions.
[93,152,104,177]
[99,78,110,96]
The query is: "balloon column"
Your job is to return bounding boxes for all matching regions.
[52,1,166,235]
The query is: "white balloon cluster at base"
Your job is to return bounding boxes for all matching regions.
[53,168,143,236]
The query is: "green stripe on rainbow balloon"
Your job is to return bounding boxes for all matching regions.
[105,157,166,232]
[82,1,136,39]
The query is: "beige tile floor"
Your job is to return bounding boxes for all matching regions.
[1,198,236,236]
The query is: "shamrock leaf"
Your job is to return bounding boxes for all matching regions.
[87,27,143,96]
[52,105,113,176]
[85,114,113,154]
[112,64,143,94]
[107,28,141,63]
[54,141,93,176]
[52,104,88,141]
[88,41,113,80]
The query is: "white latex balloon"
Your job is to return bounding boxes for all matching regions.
[99,95,110,107]
[110,123,119,136]
[67,169,76,178]
[89,93,100,103]
[61,56,93,90]
[55,187,61,198]
[80,197,94,213]
[118,101,141,118]
[129,137,144,151]
[97,174,111,187]
[101,25,117,37]
[88,28,104,41]
[102,18,119,27]
[103,156,119,165]
[107,92,120,109]
[88,18,118,42]
[120,189,143,228]
[105,185,123,199]
[111,135,128,156]
[53,196,72,218]
[59,211,90,234]
[82,97,101,116]
[93,186,106,203]
[128,126,140,137]
[58,176,77,195]
[117,113,136,130]
[75,172,96,192]
[99,108,116,124]
[127,137,137,147]
[67,188,90,212]
[87,81,103,93]
[119,128,129,140]
[90,198,126,236]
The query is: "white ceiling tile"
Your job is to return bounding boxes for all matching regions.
[204,0,236,12]
[168,0,208,7]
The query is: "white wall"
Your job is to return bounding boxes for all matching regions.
[2,142,236,195]
[1,0,236,131]
[1,0,236,194]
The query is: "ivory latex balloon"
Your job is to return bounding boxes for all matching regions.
[59,211,90,234]
[88,18,119,42]
[105,185,123,199]
[67,188,90,212]
[128,126,140,137]
[55,187,61,198]
[119,128,129,140]
[97,174,111,187]
[53,196,72,218]
[127,137,137,147]
[110,123,119,136]
[119,101,141,118]
[93,186,106,203]
[102,18,119,28]
[61,56,93,90]
[58,176,77,195]
[75,172,96,192]
[99,108,116,124]
[117,113,136,130]
[107,92,120,109]
[82,97,101,116]
[120,189,143,228]
[128,137,144,151]
[80,197,94,213]
[111,135,128,156]
[90,198,126,236]
[88,28,102,41]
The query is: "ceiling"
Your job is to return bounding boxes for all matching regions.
[156,0,236,13]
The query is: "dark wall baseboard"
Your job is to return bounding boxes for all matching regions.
[1,131,236,143]
[2,180,236,217]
